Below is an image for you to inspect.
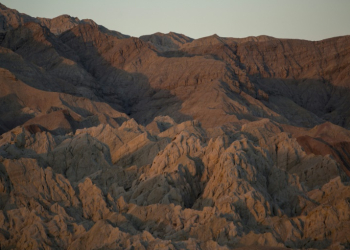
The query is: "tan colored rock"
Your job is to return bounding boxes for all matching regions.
[1,3,350,249]
[78,178,110,221]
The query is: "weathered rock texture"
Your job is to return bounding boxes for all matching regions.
[1,3,350,250]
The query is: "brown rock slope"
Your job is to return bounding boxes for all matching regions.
[1,3,350,249]
[140,32,193,52]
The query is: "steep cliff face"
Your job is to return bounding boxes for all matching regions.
[1,3,350,250]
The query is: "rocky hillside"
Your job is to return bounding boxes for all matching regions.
[1,3,350,250]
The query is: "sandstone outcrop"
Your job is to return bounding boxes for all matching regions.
[1,3,350,249]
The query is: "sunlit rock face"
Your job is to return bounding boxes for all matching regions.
[1,3,350,250]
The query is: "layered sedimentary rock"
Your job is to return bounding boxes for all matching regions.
[1,3,350,250]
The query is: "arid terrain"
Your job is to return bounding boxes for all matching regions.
[1,3,350,249]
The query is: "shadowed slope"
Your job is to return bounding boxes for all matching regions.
[1,4,350,250]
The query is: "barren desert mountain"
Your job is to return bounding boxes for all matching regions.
[0,3,37,31]
[140,32,193,52]
[1,3,350,249]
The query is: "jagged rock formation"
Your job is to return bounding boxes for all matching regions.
[1,3,350,250]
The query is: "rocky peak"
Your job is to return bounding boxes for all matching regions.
[140,31,193,51]
[0,3,8,10]
[37,15,97,35]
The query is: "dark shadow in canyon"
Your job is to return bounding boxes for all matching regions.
[0,24,193,134]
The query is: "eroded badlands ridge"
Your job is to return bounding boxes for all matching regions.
[1,3,350,249]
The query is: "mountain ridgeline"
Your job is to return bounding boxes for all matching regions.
[1,3,350,250]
